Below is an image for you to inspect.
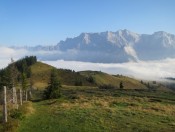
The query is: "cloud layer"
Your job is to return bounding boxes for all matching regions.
[0,46,175,80]
[43,58,175,80]
[0,46,28,68]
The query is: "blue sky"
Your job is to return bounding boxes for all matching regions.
[0,0,175,46]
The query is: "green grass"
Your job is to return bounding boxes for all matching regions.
[80,71,147,89]
[17,87,175,132]
[30,62,95,89]
[0,101,34,132]
[31,62,150,90]
[30,62,54,89]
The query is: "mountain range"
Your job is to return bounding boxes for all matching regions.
[13,29,175,63]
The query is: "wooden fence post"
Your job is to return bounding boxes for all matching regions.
[15,87,18,109]
[25,90,28,101]
[13,87,18,109]
[12,87,15,104]
[20,89,22,105]
[29,90,32,100]
[3,86,7,123]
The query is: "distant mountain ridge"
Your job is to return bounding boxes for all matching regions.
[12,29,175,63]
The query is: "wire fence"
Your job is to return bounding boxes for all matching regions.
[0,86,31,123]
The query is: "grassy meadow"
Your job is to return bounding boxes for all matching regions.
[16,86,175,132]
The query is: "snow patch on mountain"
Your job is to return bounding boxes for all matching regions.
[124,46,138,61]
[83,33,91,44]
[107,31,118,45]
[107,30,140,47]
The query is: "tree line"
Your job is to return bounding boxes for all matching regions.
[0,56,37,90]
[0,56,62,100]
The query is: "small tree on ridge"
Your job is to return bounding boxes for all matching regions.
[120,81,124,89]
[44,69,61,99]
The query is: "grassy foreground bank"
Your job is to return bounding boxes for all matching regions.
[17,87,175,132]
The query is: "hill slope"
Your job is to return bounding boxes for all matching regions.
[0,59,170,91]
[30,62,53,89]
[80,71,147,89]
[31,62,148,90]
[30,62,173,91]
[30,62,95,89]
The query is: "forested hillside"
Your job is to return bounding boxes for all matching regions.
[0,56,37,90]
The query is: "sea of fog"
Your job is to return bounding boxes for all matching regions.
[43,58,175,80]
[0,46,175,80]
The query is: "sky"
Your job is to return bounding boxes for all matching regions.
[0,0,175,46]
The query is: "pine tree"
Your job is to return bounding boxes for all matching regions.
[9,59,19,88]
[21,73,28,90]
[44,69,61,99]
[21,73,28,101]
[120,81,124,89]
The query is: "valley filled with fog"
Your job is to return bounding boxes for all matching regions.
[1,45,175,80]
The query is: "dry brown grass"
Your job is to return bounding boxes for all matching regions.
[140,103,175,115]
[19,101,35,116]
[58,94,175,117]
[0,101,35,132]
[108,96,175,116]
[33,82,48,90]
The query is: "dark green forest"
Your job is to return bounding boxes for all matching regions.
[0,56,37,89]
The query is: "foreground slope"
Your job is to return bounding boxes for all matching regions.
[18,87,175,132]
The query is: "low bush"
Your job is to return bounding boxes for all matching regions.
[74,79,83,86]
[10,109,24,120]
[98,84,116,89]
[86,76,95,83]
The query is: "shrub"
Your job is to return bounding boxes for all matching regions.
[86,76,95,83]
[10,109,24,120]
[98,84,116,89]
[119,81,124,89]
[43,69,61,99]
[74,79,83,86]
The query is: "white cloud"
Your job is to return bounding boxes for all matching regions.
[0,46,175,81]
[0,46,27,59]
[43,58,175,80]
[0,46,28,68]
[0,46,62,68]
